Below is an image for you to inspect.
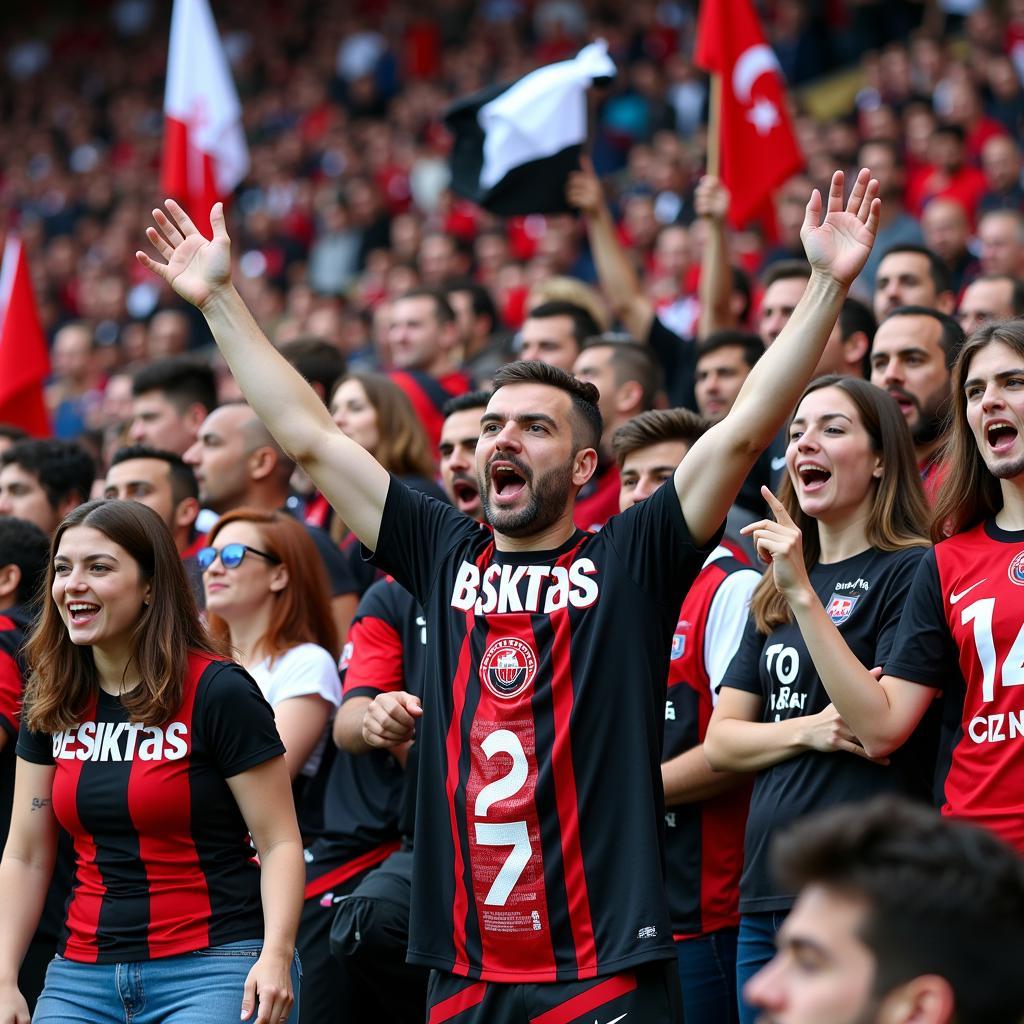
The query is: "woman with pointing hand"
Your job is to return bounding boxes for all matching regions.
[703,376,939,1023]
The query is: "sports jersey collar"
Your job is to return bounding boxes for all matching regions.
[983,518,1024,543]
[492,528,589,564]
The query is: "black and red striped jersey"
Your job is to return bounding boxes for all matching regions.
[662,550,757,940]
[16,654,285,963]
[0,604,30,853]
[885,521,1024,851]
[303,577,426,900]
[367,477,718,983]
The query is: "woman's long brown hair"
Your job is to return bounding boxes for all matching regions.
[204,508,340,664]
[24,500,225,733]
[749,376,930,634]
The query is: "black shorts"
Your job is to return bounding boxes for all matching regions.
[425,960,682,1024]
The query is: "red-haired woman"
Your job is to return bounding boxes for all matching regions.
[202,509,341,835]
[0,499,303,1024]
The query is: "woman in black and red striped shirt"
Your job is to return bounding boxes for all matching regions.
[0,499,304,1024]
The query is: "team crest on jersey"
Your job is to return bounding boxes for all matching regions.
[671,620,690,660]
[1008,550,1024,586]
[479,637,537,699]
[825,593,859,624]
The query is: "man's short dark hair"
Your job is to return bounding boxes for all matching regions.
[0,516,50,607]
[131,356,218,415]
[525,301,602,349]
[611,408,708,468]
[445,279,501,332]
[696,331,765,370]
[491,360,602,451]
[883,305,966,366]
[396,287,456,325]
[0,440,95,511]
[773,795,1024,1023]
[582,336,663,412]
[968,273,1024,317]
[839,296,877,377]
[442,390,492,419]
[0,425,29,446]
[878,244,953,297]
[276,337,347,402]
[760,259,812,290]
[109,445,199,505]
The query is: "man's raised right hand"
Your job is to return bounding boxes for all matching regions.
[136,199,232,311]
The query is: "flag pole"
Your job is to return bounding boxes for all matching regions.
[706,73,721,178]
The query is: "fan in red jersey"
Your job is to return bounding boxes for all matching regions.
[0,500,304,1024]
[705,377,936,1024]
[137,168,880,1024]
[748,320,1024,858]
[613,408,758,1024]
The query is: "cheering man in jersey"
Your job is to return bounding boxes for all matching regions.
[137,169,879,1024]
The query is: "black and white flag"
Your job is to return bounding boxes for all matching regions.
[445,40,616,215]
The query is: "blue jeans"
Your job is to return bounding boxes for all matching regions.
[736,911,788,1024]
[33,939,302,1024]
[675,927,739,1024]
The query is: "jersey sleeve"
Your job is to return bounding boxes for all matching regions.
[704,568,762,696]
[15,721,54,765]
[264,645,341,709]
[364,475,482,605]
[882,549,957,689]
[341,582,406,700]
[718,615,766,699]
[198,662,287,778]
[0,648,22,738]
[647,317,697,411]
[872,547,927,668]
[600,477,723,609]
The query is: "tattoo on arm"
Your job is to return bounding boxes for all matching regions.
[31,797,51,812]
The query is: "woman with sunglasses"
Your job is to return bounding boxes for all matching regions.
[201,509,341,837]
[0,499,303,1024]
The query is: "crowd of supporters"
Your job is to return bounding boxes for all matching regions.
[3,2,1024,1024]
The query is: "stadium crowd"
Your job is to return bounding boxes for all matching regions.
[2,2,1024,1024]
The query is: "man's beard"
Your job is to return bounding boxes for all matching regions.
[910,390,951,447]
[480,456,575,539]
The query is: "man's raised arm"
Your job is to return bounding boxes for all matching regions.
[675,169,880,547]
[136,200,389,550]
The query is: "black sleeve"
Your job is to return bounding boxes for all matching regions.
[873,547,928,668]
[197,662,287,777]
[647,317,697,411]
[305,524,359,597]
[719,616,766,698]
[363,475,483,606]
[15,721,54,765]
[599,478,723,609]
[883,549,957,689]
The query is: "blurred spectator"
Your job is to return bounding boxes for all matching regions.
[0,440,94,535]
[277,337,348,405]
[873,244,956,321]
[956,274,1024,336]
[977,209,1024,278]
[920,197,979,294]
[758,262,811,348]
[979,135,1024,215]
[46,323,104,441]
[145,310,192,360]
[907,124,988,220]
[517,299,602,372]
[128,356,218,455]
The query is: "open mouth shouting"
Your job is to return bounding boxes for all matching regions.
[67,601,101,627]
[887,388,917,420]
[487,458,530,506]
[986,419,1019,455]
[796,462,832,493]
[450,474,481,515]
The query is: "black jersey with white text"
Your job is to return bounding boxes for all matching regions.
[721,546,936,914]
[366,476,718,983]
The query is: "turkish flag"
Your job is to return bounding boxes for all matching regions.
[695,0,803,228]
[160,0,249,238]
[0,237,51,437]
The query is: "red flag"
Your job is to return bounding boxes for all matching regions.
[161,0,249,237]
[0,237,50,438]
[695,0,803,228]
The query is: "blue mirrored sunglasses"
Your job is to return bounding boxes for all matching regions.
[196,543,281,571]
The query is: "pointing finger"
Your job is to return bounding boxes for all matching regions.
[760,486,796,527]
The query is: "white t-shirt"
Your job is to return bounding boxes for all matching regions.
[248,643,341,777]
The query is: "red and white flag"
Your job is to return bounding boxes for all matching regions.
[161,0,249,237]
[0,237,51,437]
[695,0,803,228]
